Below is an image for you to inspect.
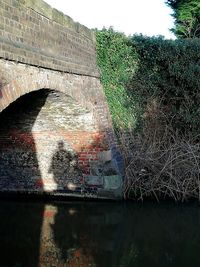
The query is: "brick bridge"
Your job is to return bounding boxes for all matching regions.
[0,0,123,199]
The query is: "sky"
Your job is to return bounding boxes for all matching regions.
[44,0,175,39]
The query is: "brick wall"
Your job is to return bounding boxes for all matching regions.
[0,90,108,194]
[0,0,99,77]
[0,59,111,132]
[0,0,124,199]
[0,57,124,199]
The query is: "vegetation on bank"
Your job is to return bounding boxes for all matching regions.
[95,28,138,131]
[95,28,200,201]
[166,0,200,38]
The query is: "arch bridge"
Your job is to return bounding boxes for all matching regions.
[0,0,123,199]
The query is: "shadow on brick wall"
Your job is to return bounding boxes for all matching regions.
[48,140,82,192]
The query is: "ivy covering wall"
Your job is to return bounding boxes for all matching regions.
[95,28,200,201]
[96,28,200,138]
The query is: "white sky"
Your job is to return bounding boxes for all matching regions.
[44,0,175,39]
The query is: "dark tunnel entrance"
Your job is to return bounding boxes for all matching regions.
[0,89,46,192]
[0,89,98,195]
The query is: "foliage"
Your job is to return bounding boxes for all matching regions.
[129,35,200,136]
[166,0,200,38]
[96,29,200,136]
[95,27,138,87]
[95,28,200,201]
[95,27,139,130]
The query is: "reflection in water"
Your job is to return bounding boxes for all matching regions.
[0,201,200,267]
[0,201,43,267]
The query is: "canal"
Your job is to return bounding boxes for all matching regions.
[0,199,200,267]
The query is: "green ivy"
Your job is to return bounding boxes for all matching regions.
[95,28,200,137]
[95,27,139,131]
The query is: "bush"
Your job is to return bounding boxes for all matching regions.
[129,35,200,137]
[95,29,200,201]
[122,130,200,201]
[95,28,139,130]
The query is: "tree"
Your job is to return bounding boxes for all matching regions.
[166,0,200,38]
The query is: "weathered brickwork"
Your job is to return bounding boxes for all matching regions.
[0,0,123,199]
[0,59,112,131]
[0,60,123,199]
[0,90,122,198]
[0,0,99,76]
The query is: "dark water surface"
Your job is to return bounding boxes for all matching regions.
[0,199,200,267]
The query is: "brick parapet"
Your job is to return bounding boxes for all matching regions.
[0,59,114,142]
[0,0,99,77]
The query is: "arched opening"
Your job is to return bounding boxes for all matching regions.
[0,88,113,196]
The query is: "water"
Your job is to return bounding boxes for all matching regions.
[0,199,200,267]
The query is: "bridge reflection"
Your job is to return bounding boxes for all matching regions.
[1,201,200,267]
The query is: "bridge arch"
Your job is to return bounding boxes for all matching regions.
[0,0,123,199]
[0,64,94,118]
[0,63,123,199]
[0,87,103,193]
[0,60,110,133]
